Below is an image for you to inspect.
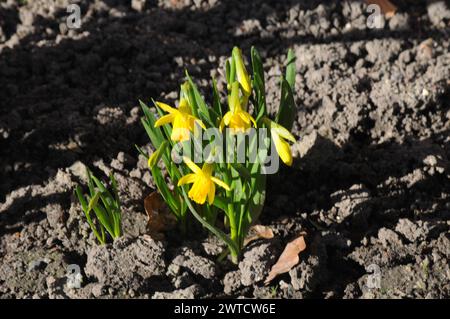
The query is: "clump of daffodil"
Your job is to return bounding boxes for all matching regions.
[140,46,297,264]
[263,117,296,166]
[220,81,256,133]
[178,157,231,205]
[154,98,205,142]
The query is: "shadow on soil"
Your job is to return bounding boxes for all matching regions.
[0,0,449,297]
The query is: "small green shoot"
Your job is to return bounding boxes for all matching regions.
[75,170,122,244]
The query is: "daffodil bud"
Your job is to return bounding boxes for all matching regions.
[229,81,241,113]
[263,117,296,166]
[148,141,168,169]
[180,82,190,101]
[232,47,251,98]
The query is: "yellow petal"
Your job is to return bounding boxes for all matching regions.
[223,111,233,126]
[156,102,177,114]
[177,174,197,186]
[238,111,251,124]
[211,177,231,191]
[154,113,175,127]
[229,114,251,133]
[220,112,232,131]
[194,118,206,130]
[273,133,293,166]
[208,182,215,205]
[273,126,296,143]
[183,156,202,174]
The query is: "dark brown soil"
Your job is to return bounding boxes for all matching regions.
[0,0,449,299]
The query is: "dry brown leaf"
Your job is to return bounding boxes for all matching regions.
[243,225,274,246]
[264,235,307,285]
[144,191,176,240]
[365,0,397,18]
[418,38,433,60]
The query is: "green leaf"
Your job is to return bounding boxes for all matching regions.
[109,173,121,208]
[275,49,296,131]
[185,71,213,126]
[151,165,180,218]
[92,204,115,237]
[75,186,88,213]
[248,167,266,225]
[212,196,229,211]
[135,144,148,159]
[87,192,100,213]
[275,77,296,131]
[251,47,266,122]
[251,46,265,91]
[212,78,223,121]
[112,209,122,238]
[139,99,153,120]
[285,48,296,90]
[231,163,251,181]
[226,57,236,90]
[140,100,165,147]
[141,116,163,150]
[91,176,114,208]
[87,169,96,197]
[226,59,231,85]
[231,165,245,203]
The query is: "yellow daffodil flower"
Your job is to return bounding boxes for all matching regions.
[220,82,256,133]
[154,98,205,142]
[178,157,231,205]
[232,47,252,98]
[263,117,296,166]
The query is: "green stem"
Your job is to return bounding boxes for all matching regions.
[181,187,239,262]
[227,202,238,256]
[179,214,187,236]
[224,164,240,263]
